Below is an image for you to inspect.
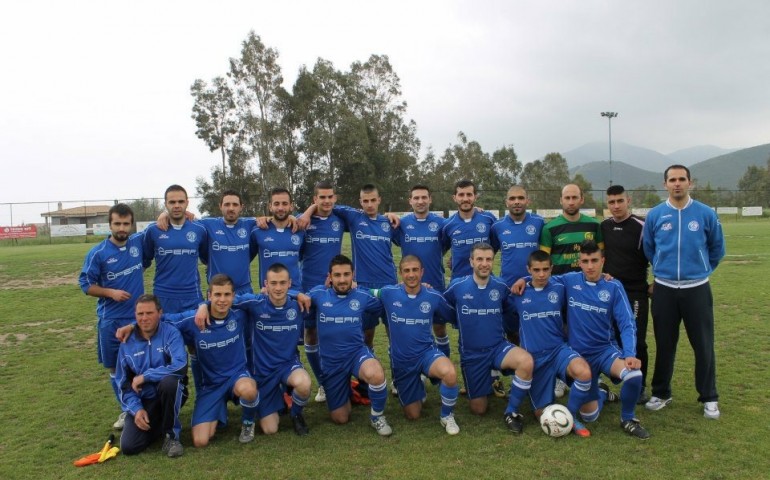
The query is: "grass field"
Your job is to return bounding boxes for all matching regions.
[1,220,769,479]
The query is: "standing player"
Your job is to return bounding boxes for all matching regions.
[250,188,305,287]
[164,274,259,448]
[540,184,604,275]
[392,185,452,361]
[142,184,208,313]
[643,165,725,419]
[376,256,460,435]
[511,250,593,437]
[116,294,188,458]
[441,179,503,396]
[235,264,312,440]
[490,185,544,343]
[443,243,534,433]
[304,255,393,436]
[601,185,651,404]
[79,203,147,430]
[297,181,346,403]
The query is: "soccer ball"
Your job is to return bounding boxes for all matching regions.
[539,404,574,437]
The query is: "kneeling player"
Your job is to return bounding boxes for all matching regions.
[305,255,393,436]
[376,256,460,435]
[443,243,534,433]
[166,274,259,447]
[512,250,594,437]
[235,263,312,440]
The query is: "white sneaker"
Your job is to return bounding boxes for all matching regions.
[391,383,399,397]
[440,414,460,435]
[554,378,567,399]
[314,386,326,403]
[703,401,720,419]
[370,416,393,436]
[113,411,127,430]
[645,396,672,411]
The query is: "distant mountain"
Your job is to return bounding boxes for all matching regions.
[689,143,770,189]
[563,141,674,173]
[667,145,740,166]
[569,161,661,190]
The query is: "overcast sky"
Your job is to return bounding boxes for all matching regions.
[2,0,769,224]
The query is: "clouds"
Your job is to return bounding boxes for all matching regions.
[1,0,768,225]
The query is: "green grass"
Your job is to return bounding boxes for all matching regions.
[1,221,769,479]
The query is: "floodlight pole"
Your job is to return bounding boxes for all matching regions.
[601,111,618,186]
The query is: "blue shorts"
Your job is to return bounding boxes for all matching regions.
[392,346,446,406]
[529,344,581,410]
[255,359,305,419]
[191,370,252,426]
[322,345,377,411]
[157,296,202,314]
[461,341,515,399]
[98,317,134,369]
[582,345,623,402]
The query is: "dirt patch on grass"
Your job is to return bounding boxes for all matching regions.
[0,333,28,346]
[0,275,77,290]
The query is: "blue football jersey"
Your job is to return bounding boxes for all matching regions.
[143,220,207,299]
[393,213,447,291]
[512,279,567,354]
[250,223,305,288]
[333,205,397,286]
[306,286,384,368]
[379,284,454,363]
[443,275,514,353]
[441,210,497,280]
[490,213,544,286]
[79,233,147,320]
[300,213,345,292]
[198,217,257,294]
[164,308,249,388]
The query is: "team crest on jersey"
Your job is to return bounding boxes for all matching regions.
[662,222,673,231]
[186,232,197,243]
[419,302,431,313]
[548,291,559,304]
[291,235,301,245]
[332,221,341,231]
[226,319,238,332]
[584,232,594,240]
[129,246,140,257]
[237,228,248,238]
[489,289,500,301]
[688,221,700,232]
[598,290,611,302]
[476,223,487,233]
[526,225,536,235]
[286,309,297,320]
[428,222,439,232]
[349,299,361,311]
[381,222,390,232]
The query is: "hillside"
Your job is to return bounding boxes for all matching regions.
[667,145,739,166]
[563,141,673,172]
[689,143,770,189]
[569,161,661,190]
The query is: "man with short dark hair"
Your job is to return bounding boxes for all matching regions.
[250,188,305,287]
[116,294,187,458]
[643,165,725,419]
[79,203,148,430]
[601,185,651,404]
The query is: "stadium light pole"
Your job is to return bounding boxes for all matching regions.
[601,111,618,186]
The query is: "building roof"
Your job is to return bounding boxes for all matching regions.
[41,205,112,218]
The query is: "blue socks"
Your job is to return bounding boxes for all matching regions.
[439,382,459,417]
[368,381,388,419]
[505,375,531,415]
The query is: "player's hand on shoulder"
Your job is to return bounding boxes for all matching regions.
[256,216,270,230]
[156,211,170,231]
[386,212,400,229]
[295,215,311,230]
[286,215,301,233]
[602,273,614,281]
[194,304,210,330]
[511,278,527,295]
[296,293,311,312]
[115,324,134,342]
[184,211,196,222]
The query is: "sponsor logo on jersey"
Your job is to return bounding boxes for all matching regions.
[521,310,561,321]
[359,221,369,227]
[256,321,298,332]
[557,235,568,243]
[263,249,300,258]
[133,350,145,357]
[688,221,700,232]
[129,246,140,257]
[264,236,275,242]
[319,313,360,324]
[503,229,511,235]
[106,262,143,281]
[548,291,559,303]
[259,313,270,319]
[584,232,594,240]
[355,231,391,242]
[572,285,582,291]
[349,299,361,311]
[521,297,532,304]
[186,232,197,243]
[406,224,415,230]
[212,241,249,252]
[460,305,501,315]
[198,333,240,350]
[501,240,539,250]
[568,297,608,314]
[462,293,474,300]
[322,302,333,307]
[662,222,673,231]
[390,312,430,325]
[159,234,170,239]
[158,247,198,256]
[107,257,117,264]
[392,301,403,307]
[489,289,500,301]
[598,290,611,302]
[215,229,225,235]
[419,301,431,313]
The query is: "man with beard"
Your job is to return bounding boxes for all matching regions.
[80,203,148,430]
[250,188,305,287]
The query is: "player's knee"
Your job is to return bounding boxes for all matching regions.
[261,423,279,435]
[294,377,312,397]
[404,409,421,421]
[192,435,210,448]
[518,356,534,378]
[330,412,350,425]
[469,402,488,416]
